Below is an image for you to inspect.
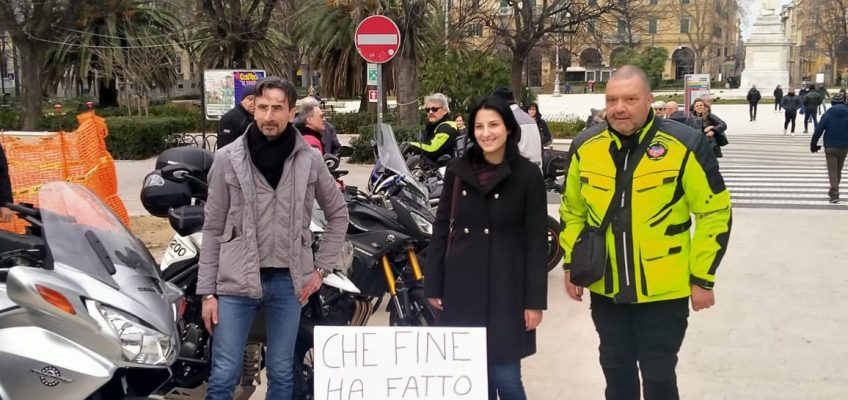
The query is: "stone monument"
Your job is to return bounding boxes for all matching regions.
[740,0,790,90]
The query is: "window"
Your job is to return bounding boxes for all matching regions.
[468,23,483,37]
[648,18,658,33]
[714,26,723,38]
[176,55,182,75]
[715,0,722,13]
[587,21,595,33]
[618,0,627,6]
[681,0,690,4]
[617,20,627,34]
[680,18,690,33]
[498,0,510,14]
[589,0,597,6]
[650,0,658,4]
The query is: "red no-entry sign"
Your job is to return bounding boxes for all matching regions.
[355,16,401,64]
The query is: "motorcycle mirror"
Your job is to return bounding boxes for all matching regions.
[160,163,192,183]
[338,146,354,158]
[323,154,340,171]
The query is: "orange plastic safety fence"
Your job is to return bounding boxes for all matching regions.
[0,111,129,233]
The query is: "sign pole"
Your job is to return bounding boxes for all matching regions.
[201,70,207,146]
[377,64,383,128]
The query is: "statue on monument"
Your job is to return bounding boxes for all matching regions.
[760,0,780,16]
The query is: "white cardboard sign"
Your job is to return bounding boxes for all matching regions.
[314,326,488,400]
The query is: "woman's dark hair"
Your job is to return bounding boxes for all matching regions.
[254,76,298,110]
[524,102,541,117]
[691,98,710,117]
[465,95,522,163]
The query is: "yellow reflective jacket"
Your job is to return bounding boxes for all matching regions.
[559,116,732,304]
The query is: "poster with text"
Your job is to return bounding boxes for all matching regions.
[684,74,711,118]
[314,326,487,400]
[204,69,265,120]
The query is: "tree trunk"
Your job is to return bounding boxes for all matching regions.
[99,78,119,107]
[16,43,43,131]
[396,55,419,128]
[511,56,526,104]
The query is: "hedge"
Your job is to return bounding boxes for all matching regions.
[105,117,194,160]
[547,115,587,138]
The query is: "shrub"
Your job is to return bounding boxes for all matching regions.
[105,117,194,160]
[547,115,587,138]
[330,112,375,135]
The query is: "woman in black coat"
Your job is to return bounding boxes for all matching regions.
[686,98,728,158]
[525,102,552,146]
[425,95,548,400]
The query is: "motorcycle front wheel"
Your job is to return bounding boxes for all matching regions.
[389,288,436,326]
[546,216,564,272]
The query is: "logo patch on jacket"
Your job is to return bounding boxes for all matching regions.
[647,142,668,160]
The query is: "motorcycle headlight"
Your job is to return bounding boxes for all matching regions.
[409,211,433,235]
[96,304,175,366]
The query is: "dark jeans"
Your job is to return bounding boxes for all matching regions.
[590,293,689,400]
[207,270,301,400]
[488,362,526,400]
[749,103,758,120]
[804,107,819,131]
[825,147,848,199]
[775,97,783,111]
[784,110,797,132]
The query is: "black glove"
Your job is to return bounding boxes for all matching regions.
[811,145,821,153]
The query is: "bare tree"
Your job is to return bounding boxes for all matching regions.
[482,0,617,99]
[91,42,178,116]
[798,0,848,82]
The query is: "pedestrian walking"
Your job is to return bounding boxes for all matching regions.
[781,89,802,135]
[747,85,762,121]
[686,99,728,158]
[803,84,822,133]
[774,84,784,112]
[426,95,548,400]
[811,92,848,203]
[198,77,349,399]
[559,65,732,400]
[818,85,830,113]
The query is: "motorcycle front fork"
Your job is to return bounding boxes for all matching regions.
[380,248,424,321]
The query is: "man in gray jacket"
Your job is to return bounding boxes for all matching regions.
[492,86,543,170]
[197,77,348,399]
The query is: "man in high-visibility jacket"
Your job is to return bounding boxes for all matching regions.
[408,93,458,163]
[559,65,732,399]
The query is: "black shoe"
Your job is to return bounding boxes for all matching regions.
[830,198,840,204]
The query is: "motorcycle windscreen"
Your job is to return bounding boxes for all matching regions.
[374,124,429,203]
[38,182,160,289]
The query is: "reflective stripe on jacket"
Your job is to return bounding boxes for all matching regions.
[559,116,732,303]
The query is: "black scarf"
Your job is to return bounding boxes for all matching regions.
[247,123,297,189]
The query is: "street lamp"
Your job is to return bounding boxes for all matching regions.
[553,39,562,96]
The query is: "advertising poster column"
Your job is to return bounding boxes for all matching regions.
[683,74,711,118]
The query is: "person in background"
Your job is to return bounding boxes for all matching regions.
[747,85,762,121]
[526,102,552,146]
[455,114,467,136]
[686,99,728,158]
[217,85,256,149]
[0,142,12,223]
[665,101,686,123]
[803,84,822,133]
[818,85,830,113]
[560,65,732,400]
[586,108,606,128]
[198,77,348,399]
[811,91,848,203]
[781,89,802,135]
[492,86,543,170]
[426,95,547,400]
[294,97,326,154]
[408,93,459,164]
[774,84,784,112]
[652,101,667,118]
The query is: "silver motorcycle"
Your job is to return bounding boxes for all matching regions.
[0,182,181,399]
